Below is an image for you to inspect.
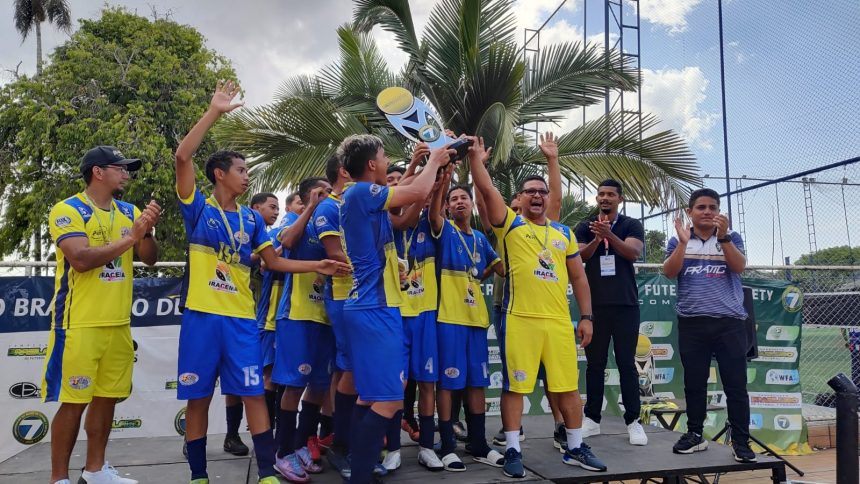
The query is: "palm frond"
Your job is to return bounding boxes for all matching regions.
[14,0,36,39]
[45,0,72,32]
[353,0,423,63]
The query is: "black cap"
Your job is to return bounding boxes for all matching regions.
[80,146,142,175]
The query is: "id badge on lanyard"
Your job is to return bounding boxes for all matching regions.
[599,216,618,276]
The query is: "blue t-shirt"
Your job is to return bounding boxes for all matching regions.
[311,194,354,301]
[341,182,402,309]
[666,230,747,319]
[275,214,328,324]
[255,211,299,330]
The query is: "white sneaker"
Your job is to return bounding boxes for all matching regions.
[417,446,444,471]
[53,480,71,484]
[628,421,648,446]
[382,449,402,471]
[80,462,138,483]
[581,416,601,438]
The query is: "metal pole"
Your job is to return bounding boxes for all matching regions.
[827,373,859,484]
[717,0,732,226]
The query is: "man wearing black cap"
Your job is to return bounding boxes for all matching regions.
[43,146,161,484]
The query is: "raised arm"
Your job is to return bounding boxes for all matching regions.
[390,199,423,231]
[429,166,452,235]
[467,137,507,227]
[280,188,325,250]
[540,132,562,220]
[175,80,244,200]
[663,217,690,279]
[389,146,455,209]
[397,142,430,187]
[715,214,746,273]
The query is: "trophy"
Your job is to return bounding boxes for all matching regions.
[376,87,472,158]
[635,333,657,401]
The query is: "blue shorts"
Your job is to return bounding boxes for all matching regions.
[272,318,334,389]
[403,311,438,383]
[344,307,405,401]
[260,329,276,368]
[437,322,490,390]
[177,309,263,400]
[326,298,351,372]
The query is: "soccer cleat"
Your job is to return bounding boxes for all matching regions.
[223,433,249,456]
[80,462,138,483]
[257,477,280,484]
[581,416,601,438]
[417,447,444,471]
[673,431,709,454]
[295,446,323,474]
[563,443,607,472]
[381,449,401,471]
[492,426,524,446]
[502,448,525,478]
[306,436,322,462]
[318,433,334,452]
[732,442,758,463]
[326,446,349,476]
[53,480,71,484]
[627,421,648,446]
[273,453,310,483]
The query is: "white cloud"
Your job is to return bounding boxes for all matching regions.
[634,0,703,33]
[641,66,718,149]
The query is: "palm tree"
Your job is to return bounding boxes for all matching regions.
[13,0,72,75]
[215,0,699,209]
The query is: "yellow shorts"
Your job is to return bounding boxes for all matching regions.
[500,313,579,394]
[42,325,134,403]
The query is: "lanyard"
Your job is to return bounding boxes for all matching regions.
[525,217,550,257]
[402,225,419,271]
[453,223,479,278]
[81,192,115,245]
[603,215,619,255]
[209,195,245,258]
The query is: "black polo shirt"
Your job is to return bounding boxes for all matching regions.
[574,214,644,307]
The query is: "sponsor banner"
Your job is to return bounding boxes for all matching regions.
[749,392,803,409]
[754,346,799,363]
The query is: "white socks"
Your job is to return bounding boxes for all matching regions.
[504,430,521,452]
[566,427,582,451]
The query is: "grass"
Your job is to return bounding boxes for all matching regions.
[799,326,852,402]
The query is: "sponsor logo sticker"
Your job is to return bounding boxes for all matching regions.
[68,376,91,390]
[55,216,72,227]
[766,325,800,342]
[9,382,40,399]
[765,369,800,385]
[639,320,673,338]
[444,367,461,379]
[513,370,527,382]
[754,346,798,363]
[178,373,199,386]
[298,364,312,375]
[773,414,802,431]
[781,286,803,312]
[175,407,187,436]
[749,392,802,409]
[13,411,49,445]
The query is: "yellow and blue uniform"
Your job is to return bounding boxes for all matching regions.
[312,192,354,371]
[42,193,140,403]
[271,212,333,389]
[257,212,298,368]
[394,212,438,382]
[176,188,272,400]
[433,219,500,390]
[341,182,404,401]
[492,207,581,394]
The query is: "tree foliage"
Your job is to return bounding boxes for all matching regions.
[793,245,860,292]
[215,0,699,209]
[644,229,667,264]
[0,7,236,263]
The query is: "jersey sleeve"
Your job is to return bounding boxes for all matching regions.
[666,236,679,259]
[314,202,340,239]
[250,209,273,254]
[490,207,517,240]
[49,202,87,245]
[357,182,394,213]
[730,231,746,255]
[177,187,206,234]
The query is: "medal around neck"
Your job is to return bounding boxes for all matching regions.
[376,87,454,149]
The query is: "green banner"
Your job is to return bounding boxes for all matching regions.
[483,274,811,455]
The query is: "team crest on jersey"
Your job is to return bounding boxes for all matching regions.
[417,232,426,243]
[55,216,72,228]
[100,257,126,282]
[513,370,527,382]
[310,276,325,302]
[119,205,132,218]
[444,367,460,378]
[298,364,312,375]
[463,283,477,307]
[315,216,328,228]
[207,218,221,230]
[77,205,91,216]
[406,271,425,297]
[179,373,199,385]
[369,184,382,196]
[68,376,91,390]
[234,231,250,245]
[246,211,255,223]
[552,239,565,250]
[121,227,131,237]
[533,251,558,282]
[210,262,238,293]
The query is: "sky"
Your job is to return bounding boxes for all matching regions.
[3,0,858,265]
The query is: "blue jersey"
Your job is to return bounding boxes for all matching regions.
[394,212,438,317]
[255,211,298,330]
[178,188,272,319]
[341,182,402,309]
[276,215,328,324]
[312,193,354,301]
[434,220,499,327]
[666,230,747,319]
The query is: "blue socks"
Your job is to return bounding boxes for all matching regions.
[438,419,455,454]
[466,411,491,455]
[386,410,403,452]
[225,402,243,436]
[264,390,277,430]
[186,437,207,479]
[418,415,435,449]
[333,391,357,451]
[276,408,298,458]
[252,430,277,478]
[351,410,390,483]
[295,401,321,449]
[319,413,334,438]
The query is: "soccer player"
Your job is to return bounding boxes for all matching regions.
[174,81,348,484]
[271,177,333,482]
[44,145,160,484]
[285,191,305,217]
[663,189,756,463]
[468,136,607,476]
[339,134,454,484]
[575,179,648,446]
[430,170,506,472]
[386,164,406,186]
